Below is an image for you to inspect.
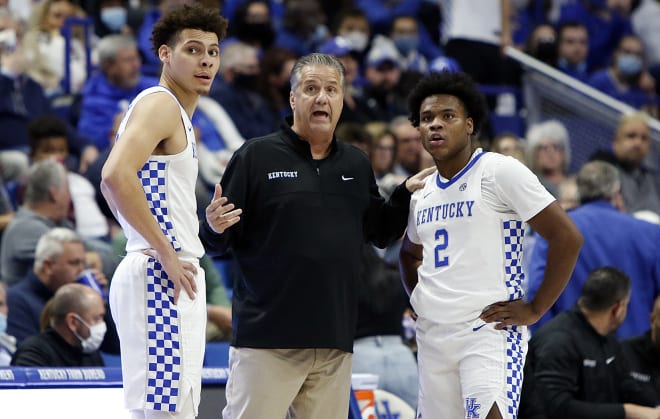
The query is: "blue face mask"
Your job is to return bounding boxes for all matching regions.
[100,6,127,32]
[558,57,587,74]
[393,35,419,56]
[617,53,643,77]
[0,312,6,335]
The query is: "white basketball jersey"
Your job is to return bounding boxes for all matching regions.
[407,149,554,323]
[115,86,204,259]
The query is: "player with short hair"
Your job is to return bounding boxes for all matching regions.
[101,4,229,418]
[400,71,583,419]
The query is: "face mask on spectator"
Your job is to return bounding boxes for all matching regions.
[343,31,368,52]
[393,35,419,56]
[233,72,258,90]
[617,53,642,78]
[72,314,107,353]
[101,6,127,32]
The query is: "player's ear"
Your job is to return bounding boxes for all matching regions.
[289,90,295,111]
[158,45,171,63]
[467,117,474,135]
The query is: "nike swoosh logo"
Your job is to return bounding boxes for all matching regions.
[472,323,486,332]
[423,191,433,199]
[606,356,615,364]
[341,175,354,181]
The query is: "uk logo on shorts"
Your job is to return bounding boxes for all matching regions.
[465,397,481,418]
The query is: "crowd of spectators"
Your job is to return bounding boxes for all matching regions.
[0,0,658,414]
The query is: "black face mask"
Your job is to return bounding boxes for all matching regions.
[235,22,275,49]
[233,73,259,90]
[535,40,557,65]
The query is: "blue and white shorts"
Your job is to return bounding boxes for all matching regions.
[109,252,206,417]
[415,316,527,419]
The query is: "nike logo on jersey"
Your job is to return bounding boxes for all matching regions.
[423,191,434,199]
[606,356,615,364]
[472,323,486,332]
[341,175,354,181]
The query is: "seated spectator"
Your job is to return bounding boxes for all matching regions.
[587,35,658,114]
[6,227,110,346]
[223,0,276,53]
[354,0,441,63]
[330,6,371,56]
[389,115,422,178]
[319,36,371,124]
[556,20,590,82]
[0,8,30,182]
[0,160,117,285]
[389,15,430,74]
[28,115,110,241]
[491,131,527,164]
[77,34,158,151]
[354,35,407,122]
[83,0,142,39]
[257,46,298,119]
[209,41,278,140]
[273,0,327,56]
[22,0,87,96]
[557,0,633,73]
[525,119,572,198]
[525,267,660,418]
[524,23,558,67]
[0,281,16,365]
[621,295,660,404]
[0,16,97,179]
[557,176,579,211]
[528,161,660,338]
[590,111,660,218]
[11,283,105,367]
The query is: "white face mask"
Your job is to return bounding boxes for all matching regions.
[343,31,368,52]
[72,314,107,354]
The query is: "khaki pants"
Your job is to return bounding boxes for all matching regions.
[222,347,353,419]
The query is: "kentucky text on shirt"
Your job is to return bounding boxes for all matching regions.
[416,201,476,226]
[267,171,298,180]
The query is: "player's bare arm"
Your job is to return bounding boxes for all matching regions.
[480,201,583,329]
[101,92,198,303]
[399,233,423,297]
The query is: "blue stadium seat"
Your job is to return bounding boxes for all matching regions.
[203,341,231,367]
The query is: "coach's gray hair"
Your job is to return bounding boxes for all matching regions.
[576,161,621,204]
[97,34,137,68]
[289,53,345,92]
[34,227,83,272]
[24,160,66,204]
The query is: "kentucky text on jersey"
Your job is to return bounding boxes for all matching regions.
[416,200,476,226]
[267,171,298,180]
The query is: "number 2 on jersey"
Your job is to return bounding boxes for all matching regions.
[434,228,448,267]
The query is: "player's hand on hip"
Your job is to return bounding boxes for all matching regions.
[143,249,198,304]
[405,167,436,192]
[206,184,242,234]
[479,299,540,330]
